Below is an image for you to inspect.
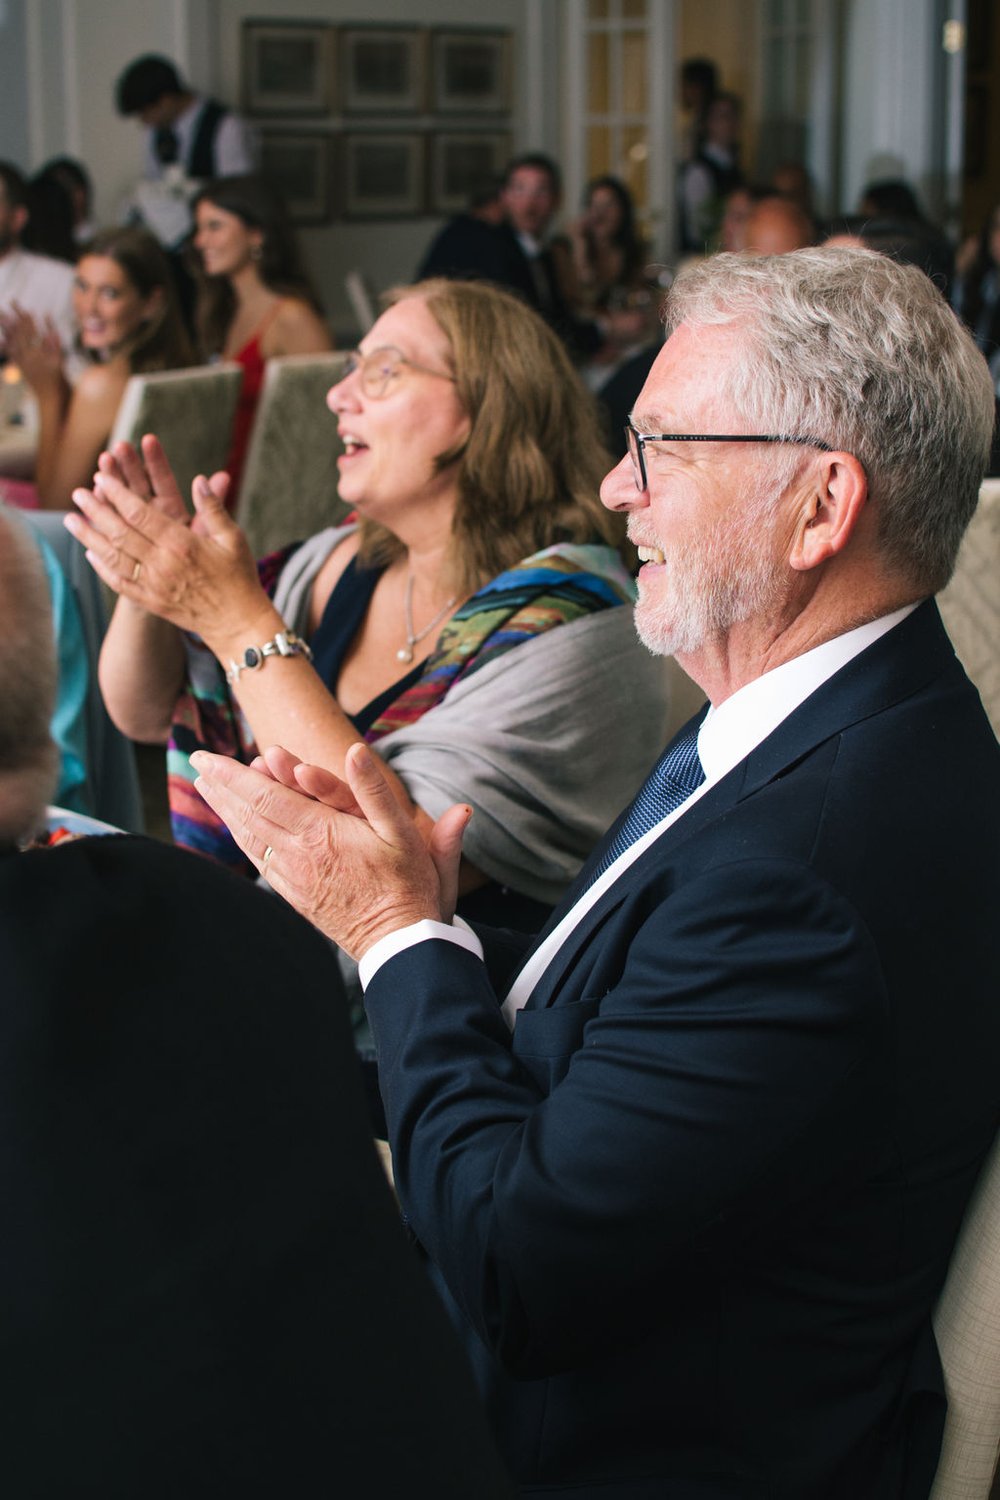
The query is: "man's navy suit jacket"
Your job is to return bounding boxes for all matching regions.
[366,600,1000,1500]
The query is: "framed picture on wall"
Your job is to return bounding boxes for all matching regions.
[429,132,511,215]
[341,134,426,219]
[430,29,512,114]
[259,131,333,224]
[340,27,426,114]
[242,22,335,115]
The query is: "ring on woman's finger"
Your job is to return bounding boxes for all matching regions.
[130,559,142,583]
[262,844,274,870]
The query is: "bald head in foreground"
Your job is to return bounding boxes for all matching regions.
[193,249,1000,1500]
[0,507,512,1497]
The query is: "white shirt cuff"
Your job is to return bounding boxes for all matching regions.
[358,916,483,990]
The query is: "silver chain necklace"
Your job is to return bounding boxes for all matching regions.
[397,574,457,663]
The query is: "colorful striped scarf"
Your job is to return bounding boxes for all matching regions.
[168,539,636,872]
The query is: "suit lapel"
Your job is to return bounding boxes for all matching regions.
[522,601,959,1012]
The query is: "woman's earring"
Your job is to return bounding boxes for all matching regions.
[250,242,263,262]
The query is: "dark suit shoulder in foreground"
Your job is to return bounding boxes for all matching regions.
[0,834,513,1499]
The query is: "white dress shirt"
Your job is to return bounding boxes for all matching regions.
[359,604,919,1019]
[0,248,76,364]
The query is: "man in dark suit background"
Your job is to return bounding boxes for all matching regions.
[192,247,1000,1499]
[417,151,605,366]
[0,508,513,1497]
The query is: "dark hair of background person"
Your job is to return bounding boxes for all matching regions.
[502,150,562,197]
[953,200,1000,349]
[582,173,646,284]
[21,173,76,262]
[859,177,925,222]
[859,216,956,301]
[189,174,324,356]
[0,160,28,212]
[359,277,625,595]
[80,225,195,373]
[467,173,504,214]
[770,159,816,219]
[36,156,93,223]
[115,53,184,115]
[681,56,719,94]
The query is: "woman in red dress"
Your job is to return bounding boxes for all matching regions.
[191,175,332,503]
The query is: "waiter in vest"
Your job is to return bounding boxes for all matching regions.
[115,53,259,329]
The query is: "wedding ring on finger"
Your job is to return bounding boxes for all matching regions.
[262,844,274,871]
[130,559,142,583]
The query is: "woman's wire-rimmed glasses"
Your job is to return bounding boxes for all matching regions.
[624,417,833,492]
[340,345,457,399]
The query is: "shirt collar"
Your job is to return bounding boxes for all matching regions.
[697,603,920,785]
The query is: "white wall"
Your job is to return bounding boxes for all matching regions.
[840,0,942,216]
[215,0,536,334]
[0,0,31,167]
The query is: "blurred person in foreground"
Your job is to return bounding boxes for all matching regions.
[192,249,999,1498]
[0,161,76,365]
[0,502,515,1498]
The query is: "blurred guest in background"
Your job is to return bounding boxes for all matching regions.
[22,173,76,264]
[115,53,259,327]
[745,192,817,254]
[415,173,512,282]
[190,174,332,504]
[858,176,925,222]
[677,56,719,164]
[1,226,192,509]
[35,156,96,246]
[0,162,75,365]
[565,174,653,315]
[953,200,1000,371]
[677,90,744,254]
[718,182,765,253]
[769,159,817,224]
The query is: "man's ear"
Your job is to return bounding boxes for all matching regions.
[12,205,28,240]
[789,451,868,573]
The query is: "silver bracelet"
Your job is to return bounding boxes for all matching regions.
[225,629,314,686]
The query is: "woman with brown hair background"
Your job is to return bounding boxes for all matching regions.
[1,225,193,509]
[190,174,331,503]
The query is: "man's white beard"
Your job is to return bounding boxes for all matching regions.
[633,505,787,659]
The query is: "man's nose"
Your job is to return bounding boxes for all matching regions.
[600,453,643,513]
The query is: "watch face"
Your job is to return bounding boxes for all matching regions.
[243,646,262,670]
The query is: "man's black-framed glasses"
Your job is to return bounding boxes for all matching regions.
[624,417,833,492]
[340,344,457,400]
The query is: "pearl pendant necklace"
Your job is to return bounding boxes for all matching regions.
[397,573,456,664]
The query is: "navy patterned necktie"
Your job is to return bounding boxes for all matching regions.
[588,721,705,885]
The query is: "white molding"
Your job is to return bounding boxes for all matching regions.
[647,0,675,265]
[25,0,45,166]
[523,0,547,150]
[563,0,586,214]
[61,0,80,156]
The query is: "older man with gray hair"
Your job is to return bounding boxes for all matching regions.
[192,248,1000,1500]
